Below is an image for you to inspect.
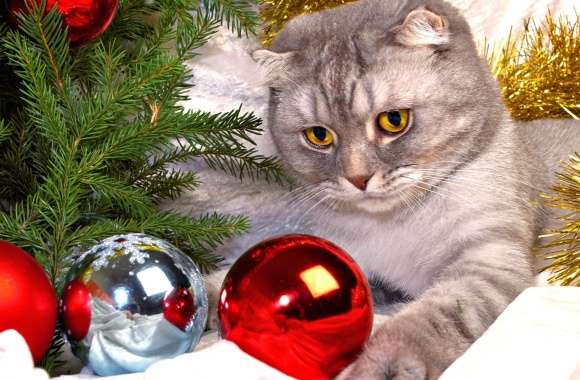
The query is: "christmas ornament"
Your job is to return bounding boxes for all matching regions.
[9,0,118,45]
[61,233,208,376]
[0,241,57,363]
[218,234,373,379]
[260,0,354,46]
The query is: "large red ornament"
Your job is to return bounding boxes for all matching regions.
[218,234,373,380]
[9,0,118,45]
[0,241,57,362]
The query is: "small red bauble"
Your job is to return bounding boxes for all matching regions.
[218,234,373,380]
[163,287,196,331]
[9,0,118,45]
[61,279,91,341]
[0,241,57,362]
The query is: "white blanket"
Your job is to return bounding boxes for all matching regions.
[2,287,580,379]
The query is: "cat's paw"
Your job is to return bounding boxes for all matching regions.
[336,323,429,380]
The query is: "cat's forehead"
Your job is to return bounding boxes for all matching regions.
[271,0,420,53]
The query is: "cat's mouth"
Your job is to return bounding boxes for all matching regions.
[310,170,434,214]
[330,181,421,213]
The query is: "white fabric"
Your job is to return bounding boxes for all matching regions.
[4,287,579,379]
[0,330,49,380]
[441,287,580,380]
[144,340,292,380]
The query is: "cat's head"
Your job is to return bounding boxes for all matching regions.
[254,0,504,214]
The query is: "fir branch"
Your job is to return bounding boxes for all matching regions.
[12,0,75,119]
[104,0,156,42]
[0,119,9,143]
[203,0,259,37]
[199,143,286,183]
[3,32,67,143]
[0,0,281,371]
[80,173,156,218]
[181,107,264,145]
[176,7,222,59]
[139,169,200,200]
[39,326,66,374]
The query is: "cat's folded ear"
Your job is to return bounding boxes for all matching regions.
[391,7,449,47]
[252,49,296,86]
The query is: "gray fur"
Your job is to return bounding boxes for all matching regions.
[167,0,580,378]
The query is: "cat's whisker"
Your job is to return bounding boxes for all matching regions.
[419,174,530,207]
[415,172,542,210]
[286,185,326,209]
[417,165,544,192]
[297,193,331,225]
[404,176,479,207]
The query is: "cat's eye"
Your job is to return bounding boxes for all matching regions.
[304,126,334,148]
[376,109,411,134]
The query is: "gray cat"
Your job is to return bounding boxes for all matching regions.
[170,0,580,378]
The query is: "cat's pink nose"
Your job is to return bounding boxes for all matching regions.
[346,175,370,191]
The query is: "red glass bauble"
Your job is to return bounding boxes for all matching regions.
[218,234,373,380]
[163,287,196,331]
[9,0,118,45]
[0,241,57,363]
[61,279,91,341]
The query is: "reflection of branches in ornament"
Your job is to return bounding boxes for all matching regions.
[541,152,580,286]
[485,13,580,121]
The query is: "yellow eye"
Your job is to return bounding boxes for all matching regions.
[377,109,411,134]
[304,126,334,148]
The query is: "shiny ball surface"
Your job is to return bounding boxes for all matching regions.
[0,241,57,363]
[218,234,373,380]
[9,0,118,45]
[61,233,207,376]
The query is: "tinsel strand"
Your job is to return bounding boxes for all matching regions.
[541,153,580,286]
[487,14,580,121]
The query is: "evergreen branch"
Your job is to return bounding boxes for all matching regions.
[3,32,68,143]
[0,195,48,254]
[203,0,259,37]
[176,7,222,59]
[81,173,155,218]
[13,1,73,101]
[139,169,200,200]
[104,0,156,42]
[180,106,263,145]
[0,119,9,143]
[0,0,279,370]
[39,326,66,374]
[197,143,287,183]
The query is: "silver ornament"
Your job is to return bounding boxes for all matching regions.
[61,233,208,376]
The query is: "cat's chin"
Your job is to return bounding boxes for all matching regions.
[333,191,408,215]
[349,197,403,214]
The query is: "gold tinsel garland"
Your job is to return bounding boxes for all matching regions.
[541,153,580,286]
[487,15,580,121]
[259,2,580,285]
[487,15,580,285]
